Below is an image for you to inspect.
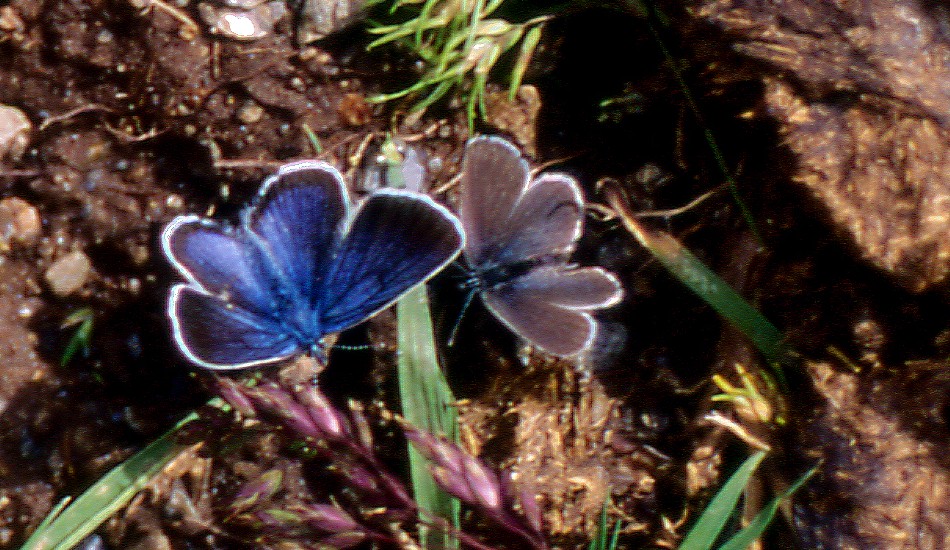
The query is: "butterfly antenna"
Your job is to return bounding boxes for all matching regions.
[332,343,372,352]
[447,287,477,347]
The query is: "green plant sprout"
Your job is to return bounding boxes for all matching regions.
[711,364,786,426]
[60,307,94,367]
[367,0,547,127]
[301,122,323,155]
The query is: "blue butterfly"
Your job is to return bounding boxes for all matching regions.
[459,136,623,357]
[163,160,464,370]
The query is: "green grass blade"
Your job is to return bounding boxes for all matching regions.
[588,501,609,550]
[60,308,95,367]
[397,285,460,549]
[650,230,785,367]
[26,498,71,540]
[509,24,542,100]
[604,198,788,374]
[588,499,623,550]
[641,1,760,241]
[411,79,457,113]
[716,465,817,550]
[678,451,767,550]
[21,412,197,550]
[608,519,622,549]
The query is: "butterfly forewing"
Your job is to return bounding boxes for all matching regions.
[169,285,300,369]
[246,161,348,311]
[163,216,283,317]
[460,136,531,264]
[320,190,464,333]
[487,173,584,267]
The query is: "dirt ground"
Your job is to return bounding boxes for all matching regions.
[1,0,950,548]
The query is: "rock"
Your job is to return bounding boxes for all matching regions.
[701,0,950,291]
[337,92,370,127]
[198,0,286,41]
[296,0,366,43]
[0,197,41,250]
[236,101,264,124]
[44,250,91,296]
[0,104,30,162]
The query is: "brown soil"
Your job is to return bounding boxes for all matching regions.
[1,0,949,548]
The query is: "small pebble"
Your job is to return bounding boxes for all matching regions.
[236,101,264,124]
[95,28,113,44]
[0,104,31,162]
[0,197,41,250]
[337,92,371,126]
[198,1,286,40]
[44,250,92,297]
[129,244,150,265]
[220,0,263,8]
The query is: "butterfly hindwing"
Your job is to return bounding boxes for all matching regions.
[169,285,300,370]
[482,266,622,356]
[162,216,282,317]
[482,289,595,357]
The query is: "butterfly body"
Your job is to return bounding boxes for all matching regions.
[472,258,544,290]
[460,137,623,357]
[164,160,464,370]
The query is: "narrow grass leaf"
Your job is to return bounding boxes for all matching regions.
[677,451,767,550]
[412,79,456,112]
[716,465,817,550]
[588,500,622,550]
[60,311,94,367]
[588,501,609,550]
[397,285,460,549]
[26,497,71,540]
[605,188,788,375]
[640,1,759,240]
[21,412,197,550]
[509,25,542,100]
[608,519,622,550]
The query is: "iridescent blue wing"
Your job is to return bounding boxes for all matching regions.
[168,285,300,370]
[246,161,348,312]
[482,266,623,357]
[319,190,464,333]
[162,215,282,318]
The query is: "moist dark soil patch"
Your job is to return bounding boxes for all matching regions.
[1,0,949,548]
